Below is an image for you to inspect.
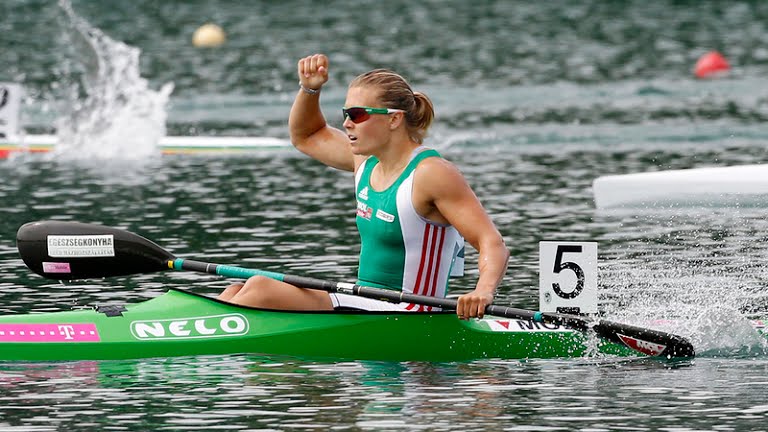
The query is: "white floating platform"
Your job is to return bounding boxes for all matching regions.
[593,164,768,209]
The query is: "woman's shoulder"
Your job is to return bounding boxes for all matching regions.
[414,154,466,189]
[415,151,457,172]
[410,151,474,217]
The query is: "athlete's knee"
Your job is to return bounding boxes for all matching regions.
[233,276,280,303]
[242,276,276,292]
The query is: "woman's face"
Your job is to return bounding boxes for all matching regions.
[343,86,393,156]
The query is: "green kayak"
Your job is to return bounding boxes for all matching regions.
[0,288,652,362]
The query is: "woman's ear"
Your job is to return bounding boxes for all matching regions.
[390,112,404,130]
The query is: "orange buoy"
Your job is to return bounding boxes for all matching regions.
[694,51,730,79]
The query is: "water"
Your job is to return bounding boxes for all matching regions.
[1,0,767,430]
[0,357,765,430]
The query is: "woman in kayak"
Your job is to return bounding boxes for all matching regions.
[219,54,509,319]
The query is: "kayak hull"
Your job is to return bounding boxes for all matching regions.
[0,289,683,361]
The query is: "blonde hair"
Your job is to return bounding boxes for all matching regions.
[349,69,434,144]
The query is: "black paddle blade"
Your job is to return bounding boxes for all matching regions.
[550,313,696,358]
[591,321,696,358]
[17,221,174,280]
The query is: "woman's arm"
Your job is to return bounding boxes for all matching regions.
[289,54,356,172]
[413,158,510,319]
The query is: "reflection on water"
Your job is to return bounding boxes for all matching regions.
[0,356,766,430]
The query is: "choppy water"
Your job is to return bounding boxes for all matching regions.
[1,0,767,430]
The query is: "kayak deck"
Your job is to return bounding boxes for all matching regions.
[0,289,648,361]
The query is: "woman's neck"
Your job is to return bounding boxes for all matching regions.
[370,141,421,190]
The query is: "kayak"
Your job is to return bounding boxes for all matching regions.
[0,135,290,159]
[0,288,650,362]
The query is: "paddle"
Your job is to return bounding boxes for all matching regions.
[16,220,695,358]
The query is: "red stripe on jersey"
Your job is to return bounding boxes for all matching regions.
[426,226,446,300]
[419,226,441,311]
[406,224,433,311]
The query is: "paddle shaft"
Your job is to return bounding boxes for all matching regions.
[179,257,568,317]
[176,257,611,320]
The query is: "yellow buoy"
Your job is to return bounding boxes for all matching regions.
[192,23,226,48]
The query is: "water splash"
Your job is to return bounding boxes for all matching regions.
[53,0,173,161]
[690,308,768,357]
[599,242,768,358]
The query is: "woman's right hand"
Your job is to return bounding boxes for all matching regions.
[298,54,329,92]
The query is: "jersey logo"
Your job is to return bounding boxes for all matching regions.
[358,186,369,200]
[356,201,372,220]
[375,209,395,223]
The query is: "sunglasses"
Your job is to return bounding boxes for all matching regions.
[342,106,406,124]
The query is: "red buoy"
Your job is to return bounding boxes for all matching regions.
[694,51,730,79]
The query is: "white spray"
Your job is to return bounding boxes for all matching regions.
[53,0,174,161]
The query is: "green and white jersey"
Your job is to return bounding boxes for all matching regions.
[355,147,463,311]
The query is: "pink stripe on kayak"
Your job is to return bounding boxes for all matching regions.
[0,323,100,342]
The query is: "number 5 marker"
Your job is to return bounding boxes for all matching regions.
[539,241,598,314]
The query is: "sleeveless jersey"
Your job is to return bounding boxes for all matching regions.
[354,147,463,311]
